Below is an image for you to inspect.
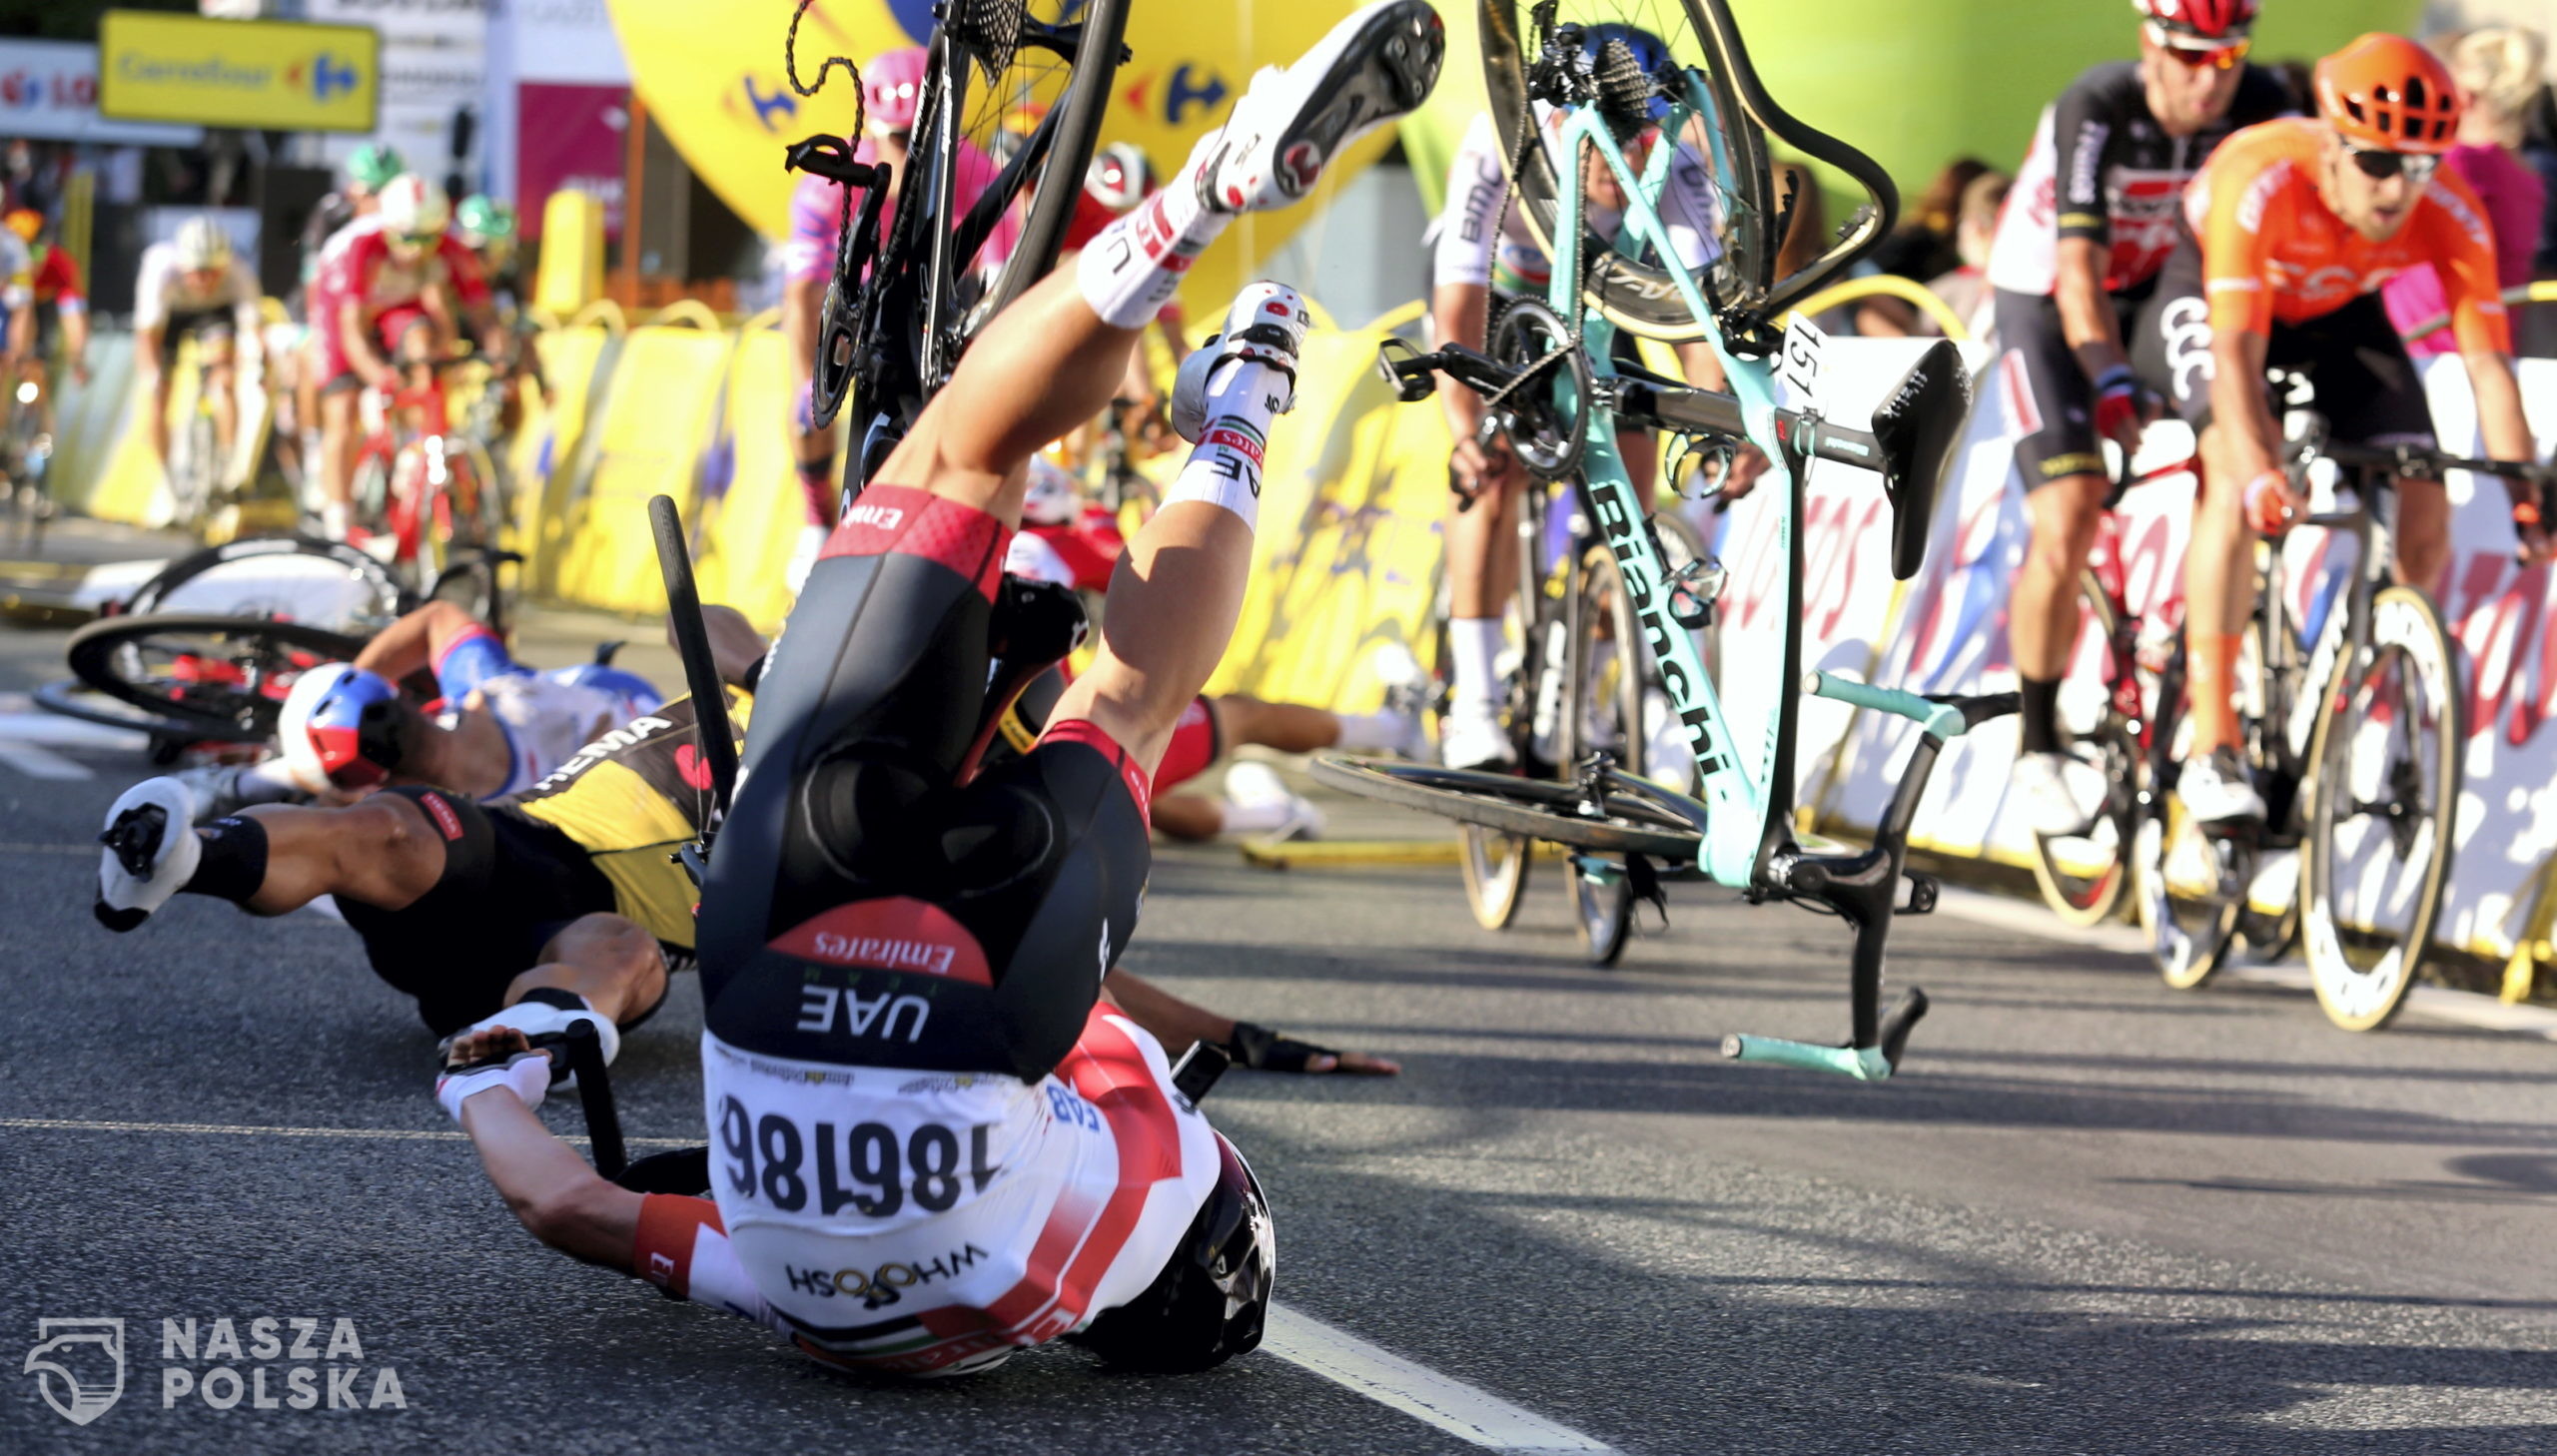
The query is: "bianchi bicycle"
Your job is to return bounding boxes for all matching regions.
[1313,0,1991,1080]
[781,0,1129,482]
[2131,414,2515,1032]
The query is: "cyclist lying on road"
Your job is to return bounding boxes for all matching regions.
[431,0,1442,1379]
[173,598,669,817]
[2132,33,2555,823]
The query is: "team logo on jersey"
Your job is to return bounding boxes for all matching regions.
[783,1244,993,1309]
[24,1318,123,1426]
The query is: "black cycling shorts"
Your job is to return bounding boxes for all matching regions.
[2130,234,2435,447]
[152,306,237,372]
[696,484,1153,1085]
[337,786,619,1036]
[1991,285,2147,490]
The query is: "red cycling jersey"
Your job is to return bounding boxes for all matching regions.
[2184,118,2511,355]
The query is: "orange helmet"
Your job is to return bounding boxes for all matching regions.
[2,209,37,243]
[2315,34,2462,154]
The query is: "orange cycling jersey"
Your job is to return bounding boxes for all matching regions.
[2183,118,2510,356]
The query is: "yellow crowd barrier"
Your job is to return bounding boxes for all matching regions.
[547,309,735,614]
[692,314,835,632]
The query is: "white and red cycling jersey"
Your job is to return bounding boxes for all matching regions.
[1428,108,1721,297]
[634,1009,1221,1377]
[309,217,489,382]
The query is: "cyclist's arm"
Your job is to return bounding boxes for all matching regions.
[2206,325,2280,482]
[2054,238,2129,377]
[354,599,489,684]
[2466,352,2537,495]
[2047,81,2129,379]
[337,295,396,389]
[451,1051,641,1271]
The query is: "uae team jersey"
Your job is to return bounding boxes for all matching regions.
[636,1007,1221,1377]
[1986,61,2292,298]
[2183,117,2511,353]
[431,627,664,799]
[1429,108,1721,295]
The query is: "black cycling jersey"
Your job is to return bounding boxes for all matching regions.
[1986,61,2293,298]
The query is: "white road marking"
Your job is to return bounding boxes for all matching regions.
[1932,886,2557,1043]
[5,1114,1628,1451]
[1264,1304,1622,1453]
[0,740,93,780]
[0,842,93,856]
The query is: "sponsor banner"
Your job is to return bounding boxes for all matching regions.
[0,39,202,146]
[97,12,380,134]
[597,0,1394,318]
[306,0,488,182]
[515,82,625,240]
[502,0,628,85]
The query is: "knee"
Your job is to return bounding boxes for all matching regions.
[2027,485,2106,574]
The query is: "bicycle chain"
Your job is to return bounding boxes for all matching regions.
[782,0,871,290]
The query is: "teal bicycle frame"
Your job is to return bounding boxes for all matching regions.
[1491,72,2001,1079]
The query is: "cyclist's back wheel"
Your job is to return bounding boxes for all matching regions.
[2302,584,2461,1032]
[925,0,1131,376]
[1561,544,1646,966]
[2129,641,2243,988]
[2029,570,2137,927]
[66,612,372,742]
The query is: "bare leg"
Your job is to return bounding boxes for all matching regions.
[1151,795,1227,842]
[202,341,238,460]
[232,797,447,914]
[2393,474,2449,598]
[1447,475,1525,619]
[507,912,668,1027]
[1053,500,1255,772]
[2011,475,2110,682]
[1210,694,1340,754]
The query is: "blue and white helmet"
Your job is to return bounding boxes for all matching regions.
[278,663,407,790]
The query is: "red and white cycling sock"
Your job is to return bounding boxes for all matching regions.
[1077,179,1226,330]
[1162,360,1283,530]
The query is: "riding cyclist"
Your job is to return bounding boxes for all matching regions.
[429,0,1443,1377]
[1991,0,2290,834]
[132,217,266,496]
[776,45,1024,591]
[309,174,502,542]
[2131,33,2553,822]
[1427,23,1759,774]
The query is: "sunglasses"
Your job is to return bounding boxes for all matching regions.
[2341,143,2439,187]
[393,231,440,250]
[2159,37,2250,71]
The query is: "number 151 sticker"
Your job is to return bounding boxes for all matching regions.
[1779,313,1829,401]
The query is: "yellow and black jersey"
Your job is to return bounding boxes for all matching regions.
[491,687,750,950]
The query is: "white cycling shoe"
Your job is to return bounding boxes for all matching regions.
[1439,700,1517,772]
[1188,0,1445,217]
[1223,761,1326,842]
[2011,750,2095,837]
[96,777,202,933]
[1172,281,1311,443]
[2176,747,2265,824]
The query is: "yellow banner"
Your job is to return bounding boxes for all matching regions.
[98,12,380,134]
[600,0,1392,316]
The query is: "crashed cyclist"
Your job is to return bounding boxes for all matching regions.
[431,0,1444,1379]
[171,597,667,817]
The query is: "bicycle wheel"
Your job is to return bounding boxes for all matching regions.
[66,612,372,741]
[1459,825,1533,930]
[922,0,1130,386]
[2129,641,2244,989]
[2029,571,2137,927]
[171,411,219,532]
[1561,544,1644,964]
[1312,756,1704,859]
[2302,585,2462,1032]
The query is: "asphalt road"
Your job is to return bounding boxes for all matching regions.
[4,603,2556,1455]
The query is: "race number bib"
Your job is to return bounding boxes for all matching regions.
[1779,313,1829,403]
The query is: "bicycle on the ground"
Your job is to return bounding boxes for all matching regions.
[782,0,1130,478]
[1314,0,1990,1080]
[2131,414,2516,1032]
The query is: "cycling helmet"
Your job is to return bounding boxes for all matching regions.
[1073,1132,1275,1373]
[377,175,452,244]
[455,195,516,248]
[278,663,412,791]
[3,209,37,243]
[864,47,929,135]
[1022,454,1085,526]
[2133,0,2257,42]
[173,218,233,271]
[346,143,406,194]
[2317,33,2462,154]
[1085,142,1153,211]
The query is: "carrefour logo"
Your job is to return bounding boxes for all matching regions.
[290,52,359,101]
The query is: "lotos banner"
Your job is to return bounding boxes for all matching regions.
[598,0,1398,313]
